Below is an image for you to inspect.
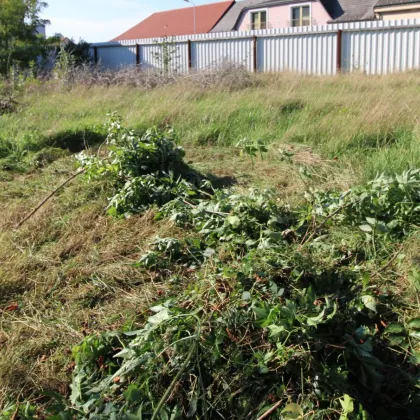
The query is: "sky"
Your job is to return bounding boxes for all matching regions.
[41,0,226,43]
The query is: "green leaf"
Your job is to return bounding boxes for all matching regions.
[388,334,406,346]
[203,248,216,258]
[187,396,198,418]
[365,217,377,225]
[125,414,140,420]
[409,351,420,364]
[282,403,304,416]
[361,295,377,313]
[384,322,404,334]
[150,305,165,313]
[407,318,420,330]
[123,385,142,403]
[409,331,420,340]
[268,324,285,337]
[107,206,118,217]
[359,224,373,232]
[339,394,354,414]
[307,309,326,326]
[148,308,170,325]
[362,272,370,289]
[241,291,251,301]
[376,222,388,234]
[252,306,268,320]
[226,215,241,228]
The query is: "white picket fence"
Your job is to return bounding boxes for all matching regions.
[91,19,420,75]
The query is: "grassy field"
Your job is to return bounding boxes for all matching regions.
[0,71,420,419]
[1,72,420,180]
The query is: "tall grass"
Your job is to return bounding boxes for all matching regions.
[1,70,420,411]
[1,71,419,181]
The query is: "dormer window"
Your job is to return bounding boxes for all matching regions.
[291,5,311,27]
[251,10,267,30]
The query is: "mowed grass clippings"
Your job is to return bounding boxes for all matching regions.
[0,70,419,418]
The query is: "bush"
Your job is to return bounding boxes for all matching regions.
[11,115,420,419]
[78,113,203,216]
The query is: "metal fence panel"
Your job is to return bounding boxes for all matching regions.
[258,31,337,74]
[342,26,420,74]
[140,42,189,72]
[92,19,420,75]
[139,44,160,70]
[97,45,136,69]
[192,38,254,71]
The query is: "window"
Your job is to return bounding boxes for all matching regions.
[291,5,310,27]
[251,11,267,30]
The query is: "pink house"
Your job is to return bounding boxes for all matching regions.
[211,0,379,32]
[236,2,331,30]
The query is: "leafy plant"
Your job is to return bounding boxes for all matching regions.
[236,138,268,166]
[152,36,180,75]
[304,169,420,243]
[25,116,420,419]
[78,113,203,216]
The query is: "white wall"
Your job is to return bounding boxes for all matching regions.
[92,19,420,76]
[236,1,331,31]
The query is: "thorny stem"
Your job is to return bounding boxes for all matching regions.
[151,311,202,420]
[300,201,353,247]
[256,399,284,420]
[151,343,196,420]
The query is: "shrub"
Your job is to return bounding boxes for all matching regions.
[78,113,203,216]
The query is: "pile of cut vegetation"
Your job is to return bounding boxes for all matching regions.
[1,115,420,419]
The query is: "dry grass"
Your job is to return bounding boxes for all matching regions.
[0,70,419,409]
[0,159,184,403]
[0,137,353,404]
[187,144,355,199]
[3,70,419,181]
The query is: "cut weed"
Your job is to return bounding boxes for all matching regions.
[0,71,419,419]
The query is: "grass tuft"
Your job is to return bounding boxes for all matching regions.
[0,70,419,418]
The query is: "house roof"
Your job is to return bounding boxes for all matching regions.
[330,0,378,23]
[375,0,420,7]
[112,1,234,41]
[210,0,380,33]
[211,0,317,33]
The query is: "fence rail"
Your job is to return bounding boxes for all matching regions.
[91,19,420,75]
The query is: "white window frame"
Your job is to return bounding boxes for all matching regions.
[249,8,269,31]
[289,3,312,27]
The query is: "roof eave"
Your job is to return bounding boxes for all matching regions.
[328,17,377,24]
[209,0,237,31]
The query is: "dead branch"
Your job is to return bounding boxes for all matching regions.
[14,168,86,229]
[257,400,284,420]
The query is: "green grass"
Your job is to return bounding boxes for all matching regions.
[1,72,420,181]
[0,71,420,419]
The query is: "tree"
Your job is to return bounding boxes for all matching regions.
[60,36,92,66]
[0,0,49,75]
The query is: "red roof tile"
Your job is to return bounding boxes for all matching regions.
[112,1,235,41]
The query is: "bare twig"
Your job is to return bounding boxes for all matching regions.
[14,168,86,229]
[300,202,353,247]
[371,244,405,278]
[10,405,19,420]
[151,343,196,420]
[257,400,284,420]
